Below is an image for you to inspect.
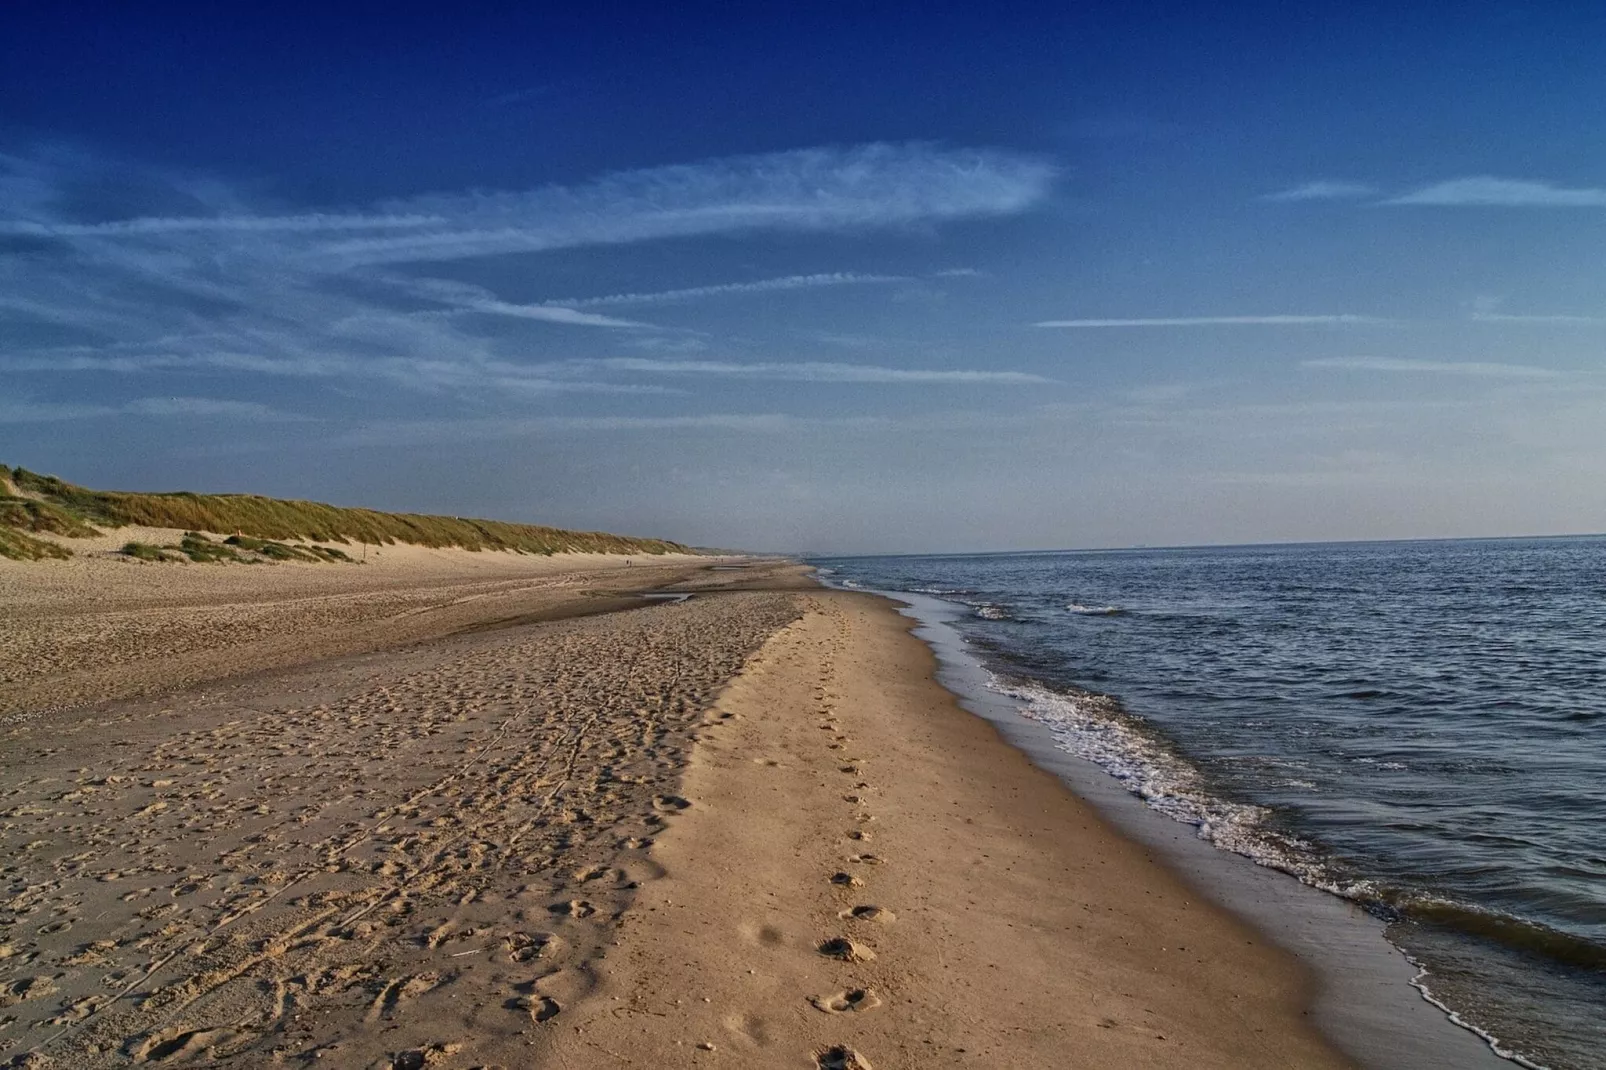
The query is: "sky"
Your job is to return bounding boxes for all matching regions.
[3,4,1605,553]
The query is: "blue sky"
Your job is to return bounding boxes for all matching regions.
[3,4,1605,552]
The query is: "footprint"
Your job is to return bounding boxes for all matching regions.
[130,1027,238,1062]
[849,854,884,865]
[829,872,863,888]
[817,937,875,963]
[810,988,882,1014]
[817,1046,874,1070]
[651,795,692,812]
[503,931,553,963]
[841,905,896,923]
[550,899,595,918]
[0,976,57,1008]
[390,1043,463,1070]
[517,994,561,1023]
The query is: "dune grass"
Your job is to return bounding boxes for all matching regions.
[0,496,102,538]
[1,463,688,561]
[0,526,73,561]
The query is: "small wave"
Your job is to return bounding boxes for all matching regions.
[1066,603,1122,615]
[974,603,1010,620]
[986,674,1318,872]
[1404,954,1552,1070]
[1398,898,1606,973]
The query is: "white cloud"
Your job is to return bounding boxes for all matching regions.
[0,213,443,237]
[552,272,907,307]
[1384,177,1606,207]
[1472,312,1606,324]
[1262,181,1377,202]
[326,411,872,448]
[0,142,1055,421]
[455,301,650,328]
[313,143,1057,266]
[0,395,297,423]
[1036,314,1387,328]
[1303,357,1559,379]
[591,358,1052,384]
[123,396,301,419]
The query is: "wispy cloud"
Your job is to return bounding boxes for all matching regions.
[590,358,1052,384]
[390,276,653,328]
[0,395,298,424]
[451,301,650,328]
[1471,312,1606,324]
[313,144,1056,267]
[0,213,444,237]
[1384,177,1606,207]
[1303,357,1559,379]
[1,143,1050,410]
[551,272,907,307]
[1036,315,1388,328]
[1262,181,1377,202]
[325,411,885,448]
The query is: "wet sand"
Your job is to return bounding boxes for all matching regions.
[0,558,1354,1068]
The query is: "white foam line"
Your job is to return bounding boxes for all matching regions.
[810,568,1555,1069]
[1404,954,1550,1069]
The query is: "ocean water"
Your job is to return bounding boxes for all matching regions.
[812,538,1606,1070]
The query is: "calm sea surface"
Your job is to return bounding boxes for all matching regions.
[813,538,1606,1070]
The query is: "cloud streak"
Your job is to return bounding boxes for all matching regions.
[1303,357,1559,379]
[1384,177,1606,207]
[313,144,1056,266]
[0,395,298,424]
[590,358,1052,384]
[0,143,1051,411]
[1262,181,1377,202]
[552,272,907,307]
[1472,312,1606,325]
[1036,315,1387,328]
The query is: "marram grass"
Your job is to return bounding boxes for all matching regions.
[1,464,688,561]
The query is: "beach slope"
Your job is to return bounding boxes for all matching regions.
[542,588,1353,1069]
[0,567,1352,1068]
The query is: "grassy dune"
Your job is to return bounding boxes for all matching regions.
[0,464,688,561]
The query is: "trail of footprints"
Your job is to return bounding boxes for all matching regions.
[0,593,799,1068]
[804,604,882,1070]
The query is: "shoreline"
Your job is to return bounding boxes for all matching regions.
[851,585,1512,1070]
[542,586,1358,1068]
[0,556,1493,1067]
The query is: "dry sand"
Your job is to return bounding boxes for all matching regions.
[0,557,1354,1068]
[0,536,723,718]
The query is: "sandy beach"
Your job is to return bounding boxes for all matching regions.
[0,555,1352,1068]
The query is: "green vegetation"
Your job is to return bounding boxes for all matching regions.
[221,534,351,562]
[0,462,688,563]
[0,526,72,561]
[0,496,101,537]
[120,540,175,562]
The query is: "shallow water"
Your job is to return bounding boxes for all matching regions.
[813,537,1606,1070]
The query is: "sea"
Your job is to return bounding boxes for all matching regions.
[811,537,1605,1070]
